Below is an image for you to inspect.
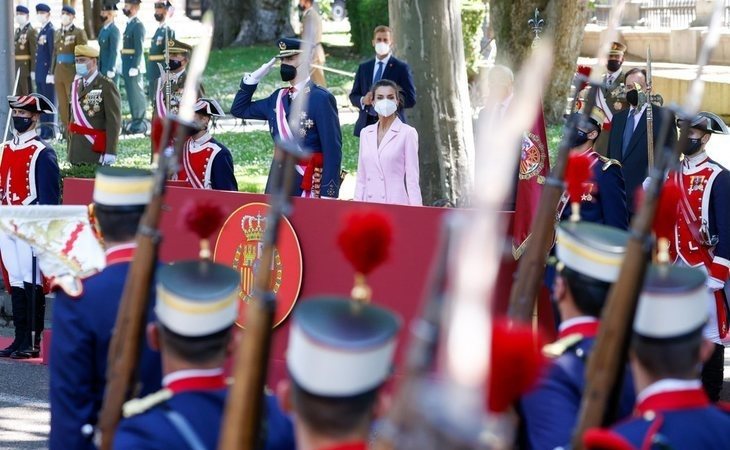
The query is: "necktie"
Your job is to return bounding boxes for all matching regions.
[373,61,384,84]
[622,109,635,158]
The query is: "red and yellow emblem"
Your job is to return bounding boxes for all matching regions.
[213,203,303,328]
[519,132,546,181]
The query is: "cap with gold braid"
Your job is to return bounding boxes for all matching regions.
[168,38,193,56]
[75,42,100,58]
[93,167,154,208]
[608,41,627,57]
[286,208,401,397]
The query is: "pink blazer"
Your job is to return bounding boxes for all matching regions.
[354,118,422,206]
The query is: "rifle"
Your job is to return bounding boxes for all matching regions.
[96,12,214,450]
[217,34,317,450]
[2,69,21,144]
[508,0,630,322]
[571,2,726,448]
[373,41,554,450]
[646,46,654,168]
[164,24,171,115]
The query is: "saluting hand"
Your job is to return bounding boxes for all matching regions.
[244,57,278,85]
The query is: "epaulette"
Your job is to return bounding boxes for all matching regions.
[122,388,173,418]
[598,155,622,171]
[542,333,583,358]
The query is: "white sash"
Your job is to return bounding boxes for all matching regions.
[275,88,306,178]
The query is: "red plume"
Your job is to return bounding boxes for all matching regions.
[565,152,593,204]
[576,65,592,91]
[181,200,226,241]
[488,318,545,413]
[337,209,393,275]
[652,176,681,241]
[151,115,165,157]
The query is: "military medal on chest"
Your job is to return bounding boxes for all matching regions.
[39,35,46,46]
[299,111,314,138]
[64,35,76,46]
[84,89,103,116]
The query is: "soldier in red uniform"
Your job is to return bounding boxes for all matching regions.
[171,98,238,191]
[670,111,730,401]
[0,93,60,358]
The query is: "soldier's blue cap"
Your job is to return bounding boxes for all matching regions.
[556,222,630,283]
[287,297,401,397]
[101,3,119,11]
[154,1,173,8]
[35,4,51,13]
[16,6,29,14]
[276,37,305,58]
[62,5,76,15]
[634,265,709,339]
[155,261,240,337]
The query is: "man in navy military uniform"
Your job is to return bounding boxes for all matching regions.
[0,94,60,359]
[584,265,730,450]
[34,3,56,140]
[49,167,162,450]
[113,259,295,449]
[172,98,238,191]
[607,67,677,217]
[121,0,147,134]
[231,37,343,198]
[147,1,175,106]
[559,109,628,230]
[98,4,121,85]
[277,296,401,450]
[519,221,635,450]
[349,25,416,137]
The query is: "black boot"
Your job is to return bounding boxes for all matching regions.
[11,284,42,359]
[0,287,27,357]
[701,343,725,402]
[32,284,45,349]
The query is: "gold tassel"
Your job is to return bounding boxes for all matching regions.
[350,272,372,304]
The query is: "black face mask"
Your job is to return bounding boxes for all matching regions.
[280,64,297,82]
[626,89,640,107]
[154,13,164,22]
[297,4,305,11]
[100,15,107,22]
[607,59,622,73]
[683,138,703,156]
[122,8,131,17]
[13,117,33,134]
[169,59,182,71]
[571,129,590,148]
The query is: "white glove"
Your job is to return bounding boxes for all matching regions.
[99,154,117,166]
[243,57,277,85]
[46,74,54,84]
[30,72,36,81]
[106,70,115,78]
[129,68,139,77]
[707,277,725,292]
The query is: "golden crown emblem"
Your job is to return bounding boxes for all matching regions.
[241,213,265,242]
[279,41,287,50]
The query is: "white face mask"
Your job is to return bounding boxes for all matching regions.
[61,14,72,26]
[37,14,49,25]
[15,15,28,26]
[374,42,390,56]
[373,99,397,118]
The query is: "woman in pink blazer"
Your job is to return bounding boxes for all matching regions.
[354,80,422,206]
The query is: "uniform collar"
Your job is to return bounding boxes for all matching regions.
[636,379,707,414]
[81,70,99,87]
[189,131,212,150]
[162,368,227,394]
[62,24,74,32]
[105,243,137,265]
[11,129,39,147]
[102,21,113,30]
[290,77,311,99]
[682,151,709,171]
[558,316,600,339]
[171,68,185,82]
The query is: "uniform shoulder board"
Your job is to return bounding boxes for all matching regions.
[598,155,622,171]
[542,333,583,359]
[122,388,173,418]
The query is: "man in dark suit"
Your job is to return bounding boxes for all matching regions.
[348,25,416,137]
[607,67,676,217]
